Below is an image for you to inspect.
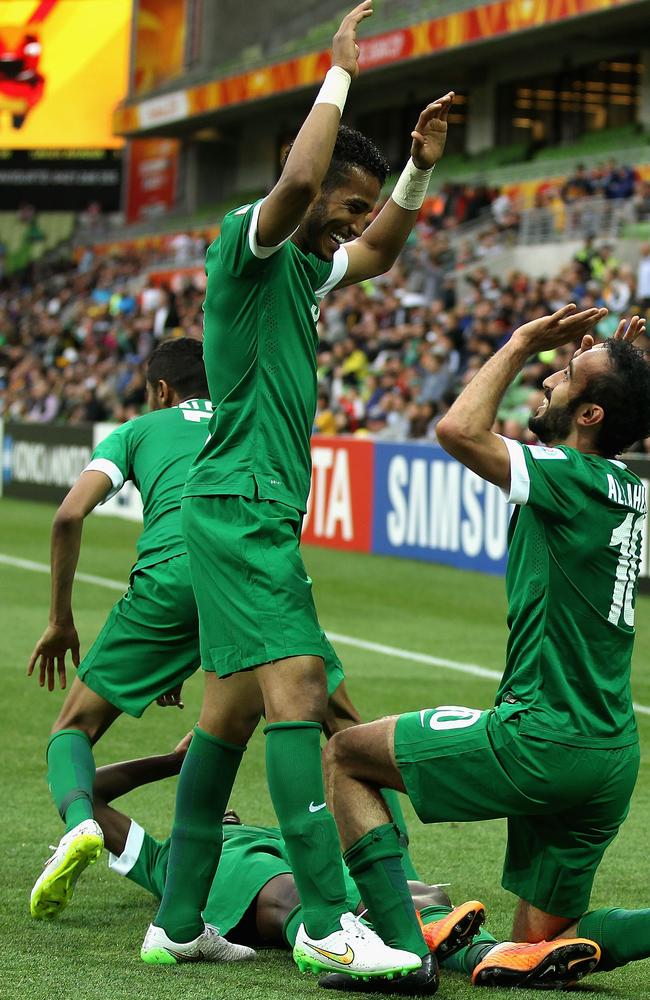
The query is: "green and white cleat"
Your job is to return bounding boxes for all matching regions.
[30,819,103,919]
[294,911,423,979]
[141,922,256,965]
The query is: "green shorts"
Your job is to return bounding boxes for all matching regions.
[182,494,333,678]
[77,554,200,718]
[394,704,639,917]
[109,821,360,939]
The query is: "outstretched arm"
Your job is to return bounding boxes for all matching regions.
[93,734,192,858]
[27,470,111,691]
[436,306,609,489]
[340,93,453,284]
[256,1,371,248]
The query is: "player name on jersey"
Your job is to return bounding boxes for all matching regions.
[607,474,647,514]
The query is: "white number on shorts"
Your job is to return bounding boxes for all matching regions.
[608,513,643,627]
[420,705,483,731]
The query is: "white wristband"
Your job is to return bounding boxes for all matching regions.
[391,158,434,211]
[314,66,351,116]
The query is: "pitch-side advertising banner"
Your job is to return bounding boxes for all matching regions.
[1,420,92,502]
[2,422,648,589]
[371,442,510,575]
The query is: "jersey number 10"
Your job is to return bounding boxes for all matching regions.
[608,512,644,627]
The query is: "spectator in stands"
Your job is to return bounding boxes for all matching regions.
[638,243,650,311]
[561,164,594,203]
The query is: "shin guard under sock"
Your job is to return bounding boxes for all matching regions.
[380,788,420,880]
[265,721,347,939]
[155,726,244,942]
[578,907,650,971]
[46,729,95,832]
[345,823,429,959]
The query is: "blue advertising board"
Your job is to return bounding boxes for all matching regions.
[372,442,510,575]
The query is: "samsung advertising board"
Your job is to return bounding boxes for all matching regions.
[371,442,510,575]
[2,420,92,502]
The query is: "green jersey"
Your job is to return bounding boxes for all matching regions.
[498,438,646,748]
[184,198,348,512]
[86,399,213,572]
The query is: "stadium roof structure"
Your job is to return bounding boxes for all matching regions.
[114,0,647,138]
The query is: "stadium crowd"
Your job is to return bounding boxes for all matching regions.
[1,216,649,451]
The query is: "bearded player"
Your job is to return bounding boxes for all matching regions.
[141,0,454,989]
[323,314,650,991]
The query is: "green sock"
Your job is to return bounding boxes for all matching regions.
[418,905,496,974]
[155,726,244,942]
[265,722,347,939]
[47,729,95,832]
[345,823,429,959]
[380,788,420,879]
[578,907,650,971]
[283,904,303,947]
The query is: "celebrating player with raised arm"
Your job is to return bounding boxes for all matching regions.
[140,1,453,989]
[323,314,650,991]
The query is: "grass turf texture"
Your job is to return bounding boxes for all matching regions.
[1,496,649,1000]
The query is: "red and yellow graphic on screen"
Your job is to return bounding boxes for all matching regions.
[0,0,130,148]
[133,0,186,96]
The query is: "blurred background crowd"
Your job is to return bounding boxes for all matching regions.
[2,172,650,452]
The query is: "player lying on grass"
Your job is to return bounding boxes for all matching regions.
[323,312,650,992]
[93,733,590,989]
[143,1,454,987]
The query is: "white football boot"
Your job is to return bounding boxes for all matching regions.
[293,911,422,979]
[141,922,256,964]
[30,819,103,918]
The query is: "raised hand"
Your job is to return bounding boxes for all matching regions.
[410,93,454,169]
[572,315,647,360]
[512,304,608,354]
[332,0,373,79]
[27,621,80,692]
[613,315,647,344]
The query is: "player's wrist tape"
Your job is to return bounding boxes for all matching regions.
[314,66,352,115]
[391,158,435,211]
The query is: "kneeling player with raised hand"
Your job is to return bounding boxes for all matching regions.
[139,0,455,990]
[323,314,650,991]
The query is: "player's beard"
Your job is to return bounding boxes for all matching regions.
[300,197,332,261]
[528,399,577,445]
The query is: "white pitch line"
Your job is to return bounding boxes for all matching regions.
[0,553,125,592]
[3,551,650,718]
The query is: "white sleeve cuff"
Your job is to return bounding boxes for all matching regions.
[498,436,530,505]
[83,458,124,501]
[316,245,349,299]
[108,820,145,876]
[248,198,298,259]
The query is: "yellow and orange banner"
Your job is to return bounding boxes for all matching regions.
[115,0,639,135]
[133,0,186,96]
[0,0,130,149]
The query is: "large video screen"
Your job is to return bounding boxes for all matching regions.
[0,0,130,149]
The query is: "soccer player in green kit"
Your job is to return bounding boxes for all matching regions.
[141,0,453,987]
[24,340,245,932]
[322,313,650,991]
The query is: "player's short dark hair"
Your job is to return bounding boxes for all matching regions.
[578,339,650,456]
[283,124,389,191]
[146,337,209,400]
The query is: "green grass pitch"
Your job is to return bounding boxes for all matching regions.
[1,497,649,1000]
